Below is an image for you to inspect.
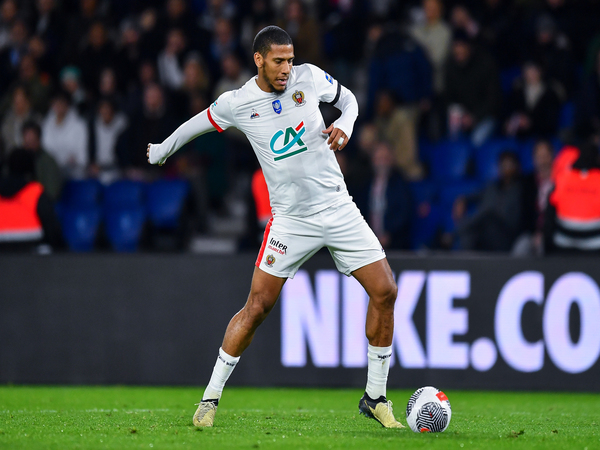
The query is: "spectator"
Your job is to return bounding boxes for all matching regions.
[1,54,52,115]
[545,138,600,253]
[116,19,142,91]
[0,17,29,91]
[0,148,61,249]
[124,59,158,117]
[410,0,451,96]
[454,151,524,251]
[450,4,480,40]
[277,0,321,65]
[117,83,178,171]
[78,21,117,97]
[21,119,63,201]
[366,26,432,122]
[97,67,123,109]
[514,139,555,256]
[476,0,522,69]
[89,98,128,183]
[524,13,575,98]
[31,0,66,60]
[59,65,89,115]
[354,141,412,250]
[209,18,242,76]
[373,90,424,180]
[445,30,500,147]
[41,90,88,178]
[504,61,561,139]
[157,28,189,91]
[1,85,42,158]
[0,0,18,52]
[28,34,55,78]
[62,0,103,65]
[213,52,251,98]
[160,0,198,40]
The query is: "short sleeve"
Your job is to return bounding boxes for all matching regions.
[306,63,341,105]
[207,92,236,132]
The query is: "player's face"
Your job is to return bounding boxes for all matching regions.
[256,44,294,93]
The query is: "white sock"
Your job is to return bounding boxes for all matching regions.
[202,347,240,401]
[365,344,392,400]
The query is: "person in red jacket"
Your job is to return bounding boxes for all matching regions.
[545,138,600,252]
[0,149,61,250]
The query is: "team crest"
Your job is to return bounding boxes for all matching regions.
[272,99,282,114]
[266,254,276,266]
[250,108,260,119]
[292,90,306,107]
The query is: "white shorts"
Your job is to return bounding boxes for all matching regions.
[255,200,386,278]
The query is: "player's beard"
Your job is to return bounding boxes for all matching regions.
[261,67,287,94]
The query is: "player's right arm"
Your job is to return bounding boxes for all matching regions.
[147,95,235,165]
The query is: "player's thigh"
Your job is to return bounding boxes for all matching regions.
[255,214,323,279]
[326,202,386,276]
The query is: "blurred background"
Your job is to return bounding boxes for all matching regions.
[2,0,600,390]
[2,0,600,255]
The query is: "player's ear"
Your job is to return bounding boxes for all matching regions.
[254,52,263,69]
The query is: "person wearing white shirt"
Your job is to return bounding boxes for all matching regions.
[148,26,403,430]
[41,91,88,179]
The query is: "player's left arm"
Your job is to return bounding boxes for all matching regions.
[322,84,359,151]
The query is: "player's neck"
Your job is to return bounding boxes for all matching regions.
[255,76,276,93]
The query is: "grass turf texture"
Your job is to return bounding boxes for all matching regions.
[1,387,599,449]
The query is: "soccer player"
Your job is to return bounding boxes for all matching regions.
[147,26,403,429]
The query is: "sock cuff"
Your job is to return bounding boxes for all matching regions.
[219,347,240,366]
[368,344,392,356]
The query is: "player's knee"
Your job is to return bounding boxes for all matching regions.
[375,280,398,309]
[245,293,275,323]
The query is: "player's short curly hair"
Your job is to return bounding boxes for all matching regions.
[252,25,292,57]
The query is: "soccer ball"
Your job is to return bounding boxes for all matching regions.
[406,386,452,433]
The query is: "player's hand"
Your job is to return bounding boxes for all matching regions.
[147,143,164,166]
[322,124,348,151]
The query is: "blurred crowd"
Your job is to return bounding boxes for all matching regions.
[2,0,600,255]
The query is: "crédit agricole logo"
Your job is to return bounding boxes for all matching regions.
[269,121,307,161]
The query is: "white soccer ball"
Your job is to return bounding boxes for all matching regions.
[405,386,452,433]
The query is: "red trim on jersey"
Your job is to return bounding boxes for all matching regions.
[207,108,224,132]
[295,121,304,132]
[255,217,274,267]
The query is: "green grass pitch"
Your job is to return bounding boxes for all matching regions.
[1,386,599,449]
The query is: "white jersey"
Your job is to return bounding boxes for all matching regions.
[208,64,355,217]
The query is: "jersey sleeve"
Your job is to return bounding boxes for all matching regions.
[207,92,236,132]
[306,63,341,105]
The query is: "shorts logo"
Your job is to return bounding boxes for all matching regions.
[268,237,287,254]
[269,121,308,161]
[266,254,276,266]
[250,108,260,119]
[324,72,333,84]
[292,90,306,107]
[272,99,282,114]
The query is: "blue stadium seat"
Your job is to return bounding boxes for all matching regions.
[411,203,441,250]
[429,139,473,181]
[439,180,482,232]
[408,180,439,205]
[104,206,146,252]
[559,101,574,130]
[475,138,519,181]
[61,206,102,252]
[104,180,145,210]
[146,179,190,229]
[500,66,521,94]
[61,179,102,207]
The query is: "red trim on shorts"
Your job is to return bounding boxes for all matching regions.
[255,217,274,267]
[207,108,224,132]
